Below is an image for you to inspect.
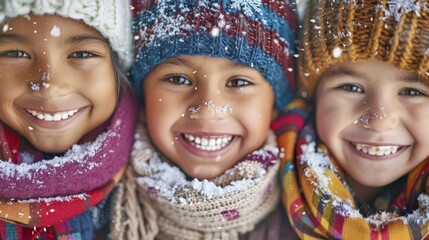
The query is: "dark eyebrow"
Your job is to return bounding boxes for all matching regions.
[397,72,429,87]
[0,33,29,44]
[162,57,253,70]
[62,35,108,46]
[325,64,429,87]
[323,65,367,80]
[162,57,190,66]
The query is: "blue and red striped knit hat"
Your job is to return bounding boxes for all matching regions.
[130,0,297,113]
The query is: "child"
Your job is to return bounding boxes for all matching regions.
[110,0,298,239]
[275,0,429,239]
[0,0,137,239]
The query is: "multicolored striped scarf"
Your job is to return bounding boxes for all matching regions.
[272,99,429,240]
[0,89,138,240]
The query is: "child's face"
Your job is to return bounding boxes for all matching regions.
[144,56,275,179]
[0,14,117,153]
[316,60,429,190]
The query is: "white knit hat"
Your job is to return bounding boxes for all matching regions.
[0,0,133,70]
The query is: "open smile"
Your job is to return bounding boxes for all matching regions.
[20,106,85,130]
[26,108,79,121]
[177,132,239,158]
[182,134,233,151]
[351,142,407,157]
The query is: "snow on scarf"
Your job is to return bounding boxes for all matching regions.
[272,98,429,240]
[0,88,138,239]
[128,124,280,240]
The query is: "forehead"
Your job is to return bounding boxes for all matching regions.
[1,14,104,43]
[322,60,423,84]
[156,56,263,76]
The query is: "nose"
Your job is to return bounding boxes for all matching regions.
[359,96,399,132]
[29,58,70,96]
[187,86,231,121]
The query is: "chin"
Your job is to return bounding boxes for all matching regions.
[32,141,74,154]
[185,167,224,180]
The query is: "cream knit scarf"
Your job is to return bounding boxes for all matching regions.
[110,124,280,240]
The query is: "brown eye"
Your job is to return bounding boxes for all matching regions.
[226,78,251,87]
[165,75,191,85]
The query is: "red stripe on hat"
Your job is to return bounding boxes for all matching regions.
[131,0,158,16]
[262,0,298,30]
[221,12,295,88]
[134,7,296,89]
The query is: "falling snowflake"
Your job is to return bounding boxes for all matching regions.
[229,0,263,17]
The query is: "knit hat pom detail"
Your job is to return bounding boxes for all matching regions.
[131,0,298,113]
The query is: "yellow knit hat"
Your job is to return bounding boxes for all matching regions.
[298,0,429,99]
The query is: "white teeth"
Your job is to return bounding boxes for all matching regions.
[183,134,233,151]
[27,109,79,122]
[354,143,399,156]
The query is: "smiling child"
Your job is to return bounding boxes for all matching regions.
[275,0,429,239]
[0,1,137,239]
[111,0,298,239]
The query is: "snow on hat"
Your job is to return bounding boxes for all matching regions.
[131,0,298,113]
[298,0,429,100]
[0,0,133,70]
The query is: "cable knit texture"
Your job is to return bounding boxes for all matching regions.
[0,0,133,70]
[110,124,280,240]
